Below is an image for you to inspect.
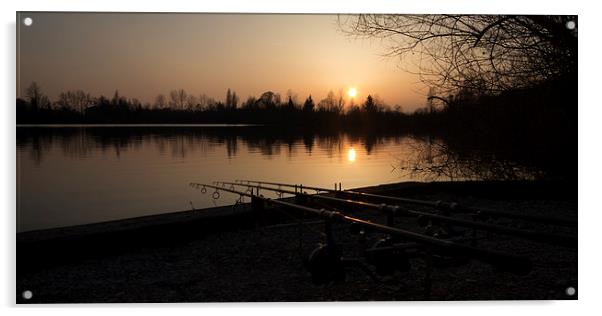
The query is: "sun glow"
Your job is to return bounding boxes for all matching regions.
[348,87,357,98]
[347,148,357,162]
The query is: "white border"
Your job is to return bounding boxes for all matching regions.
[2,0,600,315]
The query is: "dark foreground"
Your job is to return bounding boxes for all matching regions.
[17,181,577,303]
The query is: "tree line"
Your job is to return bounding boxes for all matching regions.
[17,76,576,180]
[17,82,407,128]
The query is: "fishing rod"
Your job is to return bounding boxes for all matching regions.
[217,181,577,248]
[191,183,531,275]
[236,180,577,227]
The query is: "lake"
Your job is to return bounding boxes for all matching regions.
[16,125,531,232]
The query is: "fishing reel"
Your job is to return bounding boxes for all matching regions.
[417,215,444,237]
[306,243,345,285]
[417,215,456,238]
[250,195,266,211]
[365,237,411,275]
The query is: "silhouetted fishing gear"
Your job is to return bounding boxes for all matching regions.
[218,181,576,248]
[236,179,577,227]
[191,182,532,276]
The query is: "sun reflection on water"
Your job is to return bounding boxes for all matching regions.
[347,147,356,162]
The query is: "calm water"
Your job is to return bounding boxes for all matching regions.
[17,125,541,232]
[17,125,442,232]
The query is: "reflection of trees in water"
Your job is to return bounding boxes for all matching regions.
[315,135,343,159]
[18,128,97,164]
[302,134,314,154]
[25,135,44,165]
[246,137,282,157]
[150,133,223,159]
[226,137,238,158]
[18,127,546,181]
[17,127,389,165]
[396,136,544,181]
[363,134,383,155]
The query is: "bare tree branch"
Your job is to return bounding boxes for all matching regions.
[339,15,577,97]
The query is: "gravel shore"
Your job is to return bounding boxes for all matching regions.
[17,181,577,303]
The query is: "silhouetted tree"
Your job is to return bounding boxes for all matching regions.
[154,94,167,109]
[58,90,91,113]
[318,90,338,112]
[303,95,315,112]
[226,88,232,109]
[97,95,110,108]
[242,96,257,110]
[363,95,377,112]
[198,94,214,110]
[231,91,239,109]
[336,89,346,113]
[25,82,48,111]
[340,15,578,95]
[186,95,199,110]
[169,89,188,110]
[257,91,280,110]
[215,101,225,111]
[131,98,143,110]
[111,90,120,106]
[286,89,299,107]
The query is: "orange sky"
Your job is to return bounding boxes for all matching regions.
[18,13,427,111]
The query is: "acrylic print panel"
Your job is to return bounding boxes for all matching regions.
[16,12,577,303]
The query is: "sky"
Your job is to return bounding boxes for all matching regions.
[17,12,427,111]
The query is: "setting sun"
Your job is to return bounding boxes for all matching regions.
[348,87,357,98]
